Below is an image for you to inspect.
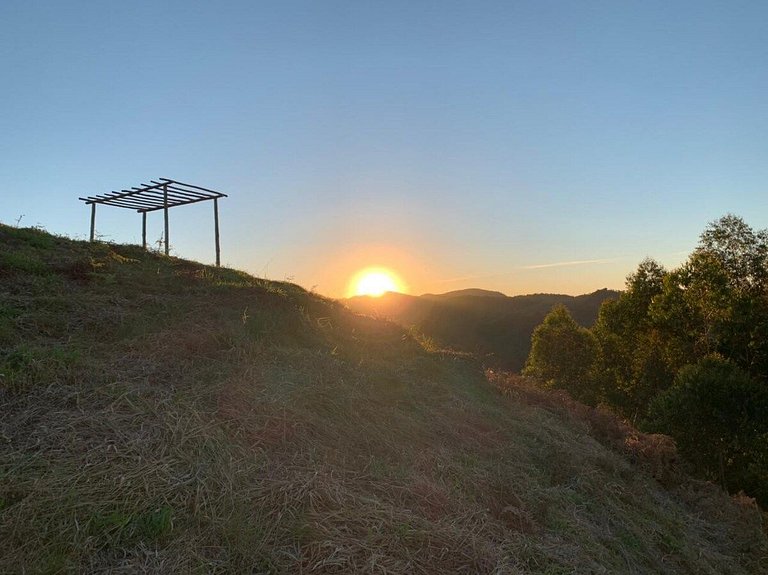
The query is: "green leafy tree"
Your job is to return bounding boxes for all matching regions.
[650,251,732,369]
[644,356,768,505]
[651,216,768,375]
[523,305,599,404]
[592,259,672,420]
[696,215,768,374]
[698,213,768,292]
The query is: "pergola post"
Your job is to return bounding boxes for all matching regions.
[141,212,147,250]
[213,197,221,267]
[163,184,169,256]
[89,203,96,242]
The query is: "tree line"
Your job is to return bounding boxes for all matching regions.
[524,215,768,506]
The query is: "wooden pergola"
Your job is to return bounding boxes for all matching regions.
[79,178,227,266]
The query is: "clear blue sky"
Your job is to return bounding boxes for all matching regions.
[2,1,767,297]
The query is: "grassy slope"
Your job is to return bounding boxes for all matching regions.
[0,224,766,574]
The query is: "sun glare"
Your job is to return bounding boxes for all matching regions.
[349,268,404,297]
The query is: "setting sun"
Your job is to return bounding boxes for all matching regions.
[349,267,404,297]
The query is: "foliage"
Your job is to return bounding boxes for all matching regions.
[698,213,768,291]
[651,249,768,373]
[645,356,768,504]
[525,214,768,506]
[653,214,768,374]
[592,259,672,420]
[523,305,600,404]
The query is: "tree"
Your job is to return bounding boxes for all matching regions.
[523,305,599,404]
[649,251,732,369]
[698,214,768,292]
[592,259,672,420]
[696,215,768,375]
[650,217,768,376]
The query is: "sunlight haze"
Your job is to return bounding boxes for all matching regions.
[349,268,404,298]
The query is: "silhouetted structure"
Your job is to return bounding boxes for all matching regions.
[79,178,227,266]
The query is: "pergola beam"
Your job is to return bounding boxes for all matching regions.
[137,194,226,213]
[159,177,224,195]
[88,194,165,210]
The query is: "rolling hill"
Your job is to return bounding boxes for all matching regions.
[1,224,766,574]
[346,288,619,372]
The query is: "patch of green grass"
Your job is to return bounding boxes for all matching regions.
[0,344,83,392]
[88,506,173,544]
[617,528,646,552]
[0,302,22,320]
[0,249,49,275]
[3,225,56,249]
[138,507,174,539]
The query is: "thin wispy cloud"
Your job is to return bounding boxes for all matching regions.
[521,258,619,270]
[437,258,620,284]
[435,250,692,285]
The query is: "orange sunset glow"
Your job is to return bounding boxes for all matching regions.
[348,267,405,297]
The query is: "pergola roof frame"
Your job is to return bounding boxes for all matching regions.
[78,178,227,266]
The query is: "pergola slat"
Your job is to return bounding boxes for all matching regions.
[150,181,226,199]
[78,197,159,210]
[89,198,160,210]
[145,183,213,200]
[96,192,167,209]
[79,181,168,204]
[134,187,207,203]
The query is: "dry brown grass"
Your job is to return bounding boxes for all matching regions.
[487,370,682,485]
[1,224,767,574]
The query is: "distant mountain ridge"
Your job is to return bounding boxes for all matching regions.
[422,288,508,299]
[346,288,619,371]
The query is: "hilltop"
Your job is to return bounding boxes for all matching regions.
[346,288,619,371]
[1,224,766,574]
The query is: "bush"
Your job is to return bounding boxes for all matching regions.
[523,305,600,404]
[644,355,768,505]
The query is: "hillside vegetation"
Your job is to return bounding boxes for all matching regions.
[346,289,618,372]
[1,224,766,574]
[524,216,768,509]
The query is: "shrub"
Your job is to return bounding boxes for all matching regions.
[523,305,600,404]
[644,355,768,505]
